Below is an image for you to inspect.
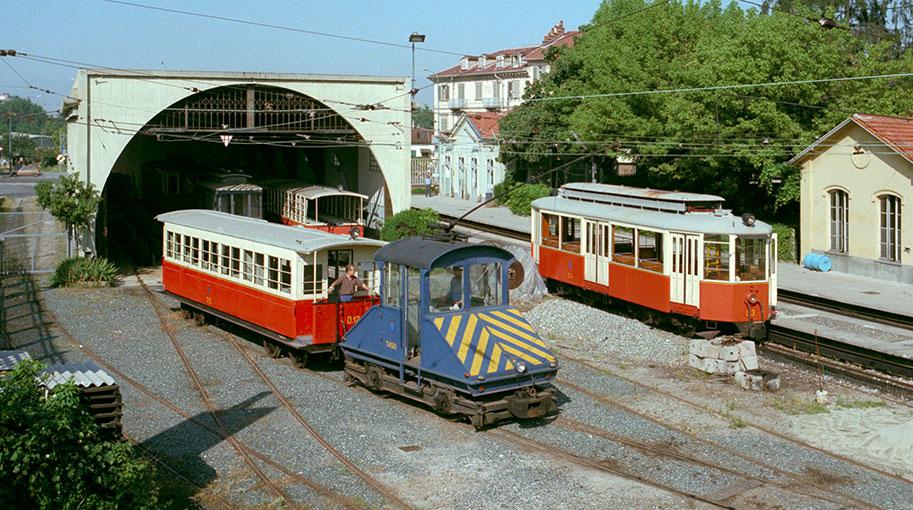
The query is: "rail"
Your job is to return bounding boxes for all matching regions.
[777,288,913,331]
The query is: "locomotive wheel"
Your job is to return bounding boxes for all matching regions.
[263,340,282,358]
[366,366,384,391]
[432,389,452,414]
[469,414,484,430]
[193,312,206,326]
[291,351,309,368]
[180,307,192,320]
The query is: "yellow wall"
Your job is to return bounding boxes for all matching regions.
[799,123,912,267]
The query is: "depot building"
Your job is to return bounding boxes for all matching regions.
[791,113,912,283]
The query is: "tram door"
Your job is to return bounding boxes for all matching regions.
[670,233,700,307]
[768,233,778,307]
[584,220,610,287]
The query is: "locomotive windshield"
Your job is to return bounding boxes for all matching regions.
[427,262,503,313]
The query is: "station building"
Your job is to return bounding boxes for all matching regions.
[63,69,411,259]
[791,113,912,283]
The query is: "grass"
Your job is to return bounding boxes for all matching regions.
[729,416,747,428]
[835,397,886,409]
[771,396,830,416]
[51,256,119,287]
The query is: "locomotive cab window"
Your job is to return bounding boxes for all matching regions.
[736,237,766,281]
[704,235,731,281]
[613,226,635,266]
[428,266,463,312]
[637,230,663,272]
[384,263,403,308]
[560,217,581,253]
[469,263,501,308]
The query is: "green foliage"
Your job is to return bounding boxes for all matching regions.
[0,95,64,158]
[499,0,913,221]
[493,180,513,204]
[502,183,551,216]
[412,104,434,129]
[0,360,158,508]
[835,397,886,409]
[770,223,798,262]
[35,173,101,229]
[52,257,119,287]
[380,208,440,241]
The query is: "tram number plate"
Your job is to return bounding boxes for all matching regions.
[345,314,361,325]
[384,340,397,350]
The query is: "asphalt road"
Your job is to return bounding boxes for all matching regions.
[0,173,59,197]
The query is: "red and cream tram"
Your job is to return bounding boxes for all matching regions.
[261,181,367,236]
[531,183,777,338]
[157,210,384,365]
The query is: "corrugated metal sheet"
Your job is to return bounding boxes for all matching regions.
[290,185,367,200]
[157,209,384,253]
[0,350,32,371]
[40,362,116,389]
[561,182,725,204]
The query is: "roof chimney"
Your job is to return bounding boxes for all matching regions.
[543,20,566,43]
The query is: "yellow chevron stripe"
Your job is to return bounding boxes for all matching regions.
[487,344,503,373]
[500,342,543,365]
[478,313,548,348]
[433,317,444,329]
[506,359,514,370]
[507,308,525,319]
[469,329,490,376]
[491,310,536,333]
[487,328,555,363]
[444,315,462,347]
[456,314,478,363]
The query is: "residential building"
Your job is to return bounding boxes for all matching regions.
[410,127,434,158]
[427,21,579,137]
[437,112,505,201]
[791,113,912,282]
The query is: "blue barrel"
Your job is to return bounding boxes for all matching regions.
[802,253,832,272]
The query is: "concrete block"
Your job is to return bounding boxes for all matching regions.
[689,339,703,353]
[698,342,721,360]
[737,340,756,358]
[719,344,740,362]
[702,357,722,374]
[734,371,751,390]
[723,361,742,375]
[740,355,759,371]
[735,370,780,391]
[688,354,703,370]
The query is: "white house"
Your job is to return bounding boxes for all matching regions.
[437,112,505,202]
[427,21,579,138]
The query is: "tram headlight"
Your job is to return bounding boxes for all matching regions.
[747,292,758,304]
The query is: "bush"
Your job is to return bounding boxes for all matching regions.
[492,180,512,204]
[770,223,797,263]
[0,360,158,508]
[380,208,440,241]
[52,257,118,287]
[502,183,550,216]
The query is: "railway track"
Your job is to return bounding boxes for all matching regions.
[137,275,411,510]
[778,288,913,331]
[431,211,530,242]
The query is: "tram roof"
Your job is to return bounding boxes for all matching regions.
[157,210,385,253]
[259,181,367,200]
[375,237,514,270]
[561,182,725,204]
[531,196,773,236]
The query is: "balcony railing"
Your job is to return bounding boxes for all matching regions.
[448,98,467,110]
[482,97,505,109]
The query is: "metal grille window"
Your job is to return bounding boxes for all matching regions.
[829,190,848,253]
[879,194,902,262]
[703,235,730,281]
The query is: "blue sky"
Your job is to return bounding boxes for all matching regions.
[1,0,601,111]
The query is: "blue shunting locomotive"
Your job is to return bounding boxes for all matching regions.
[341,237,559,428]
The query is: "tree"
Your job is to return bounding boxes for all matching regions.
[35,173,102,255]
[380,208,440,240]
[412,104,433,129]
[0,360,157,508]
[499,0,913,221]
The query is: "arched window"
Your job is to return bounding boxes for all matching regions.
[471,157,478,198]
[879,194,902,262]
[828,189,848,253]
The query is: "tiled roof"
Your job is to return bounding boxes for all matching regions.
[465,112,504,139]
[790,113,913,164]
[428,30,580,79]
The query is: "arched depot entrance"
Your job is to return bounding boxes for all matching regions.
[63,73,410,264]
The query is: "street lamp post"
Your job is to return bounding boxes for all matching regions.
[408,32,426,101]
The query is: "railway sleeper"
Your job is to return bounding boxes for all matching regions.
[344,358,556,429]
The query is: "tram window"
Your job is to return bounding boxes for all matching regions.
[358,261,377,292]
[165,231,175,259]
[254,253,265,286]
[470,263,501,308]
[613,226,635,266]
[302,264,324,295]
[384,263,402,307]
[267,256,280,290]
[704,235,730,281]
[201,240,211,270]
[182,235,191,264]
[561,217,581,253]
[637,230,664,272]
[221,244,231,275]
[328,249,353,280]
[191,237,200,266]
[242,250,254,282]
[210,242,220,272]
[541,213,559,248]
[279,259,292,293]
[428,266,462,312]
[230,247,241,278]
[736,237,766,281]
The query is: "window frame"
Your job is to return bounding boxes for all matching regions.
[878,194,902,262]
[828,189,849,254]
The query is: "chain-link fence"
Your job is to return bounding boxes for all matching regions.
[0,212,67,275]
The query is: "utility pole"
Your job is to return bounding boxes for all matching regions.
[408,32,426,104]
